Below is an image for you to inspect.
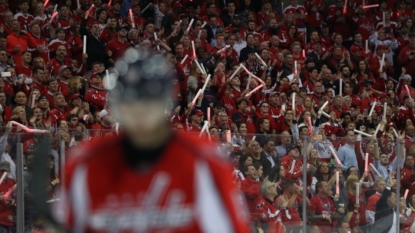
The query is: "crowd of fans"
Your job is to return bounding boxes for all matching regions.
[0,0,413,231]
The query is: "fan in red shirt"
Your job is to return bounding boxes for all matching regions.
[401,155,415,197]
[106,25,131,65]
[281,144,311,184]
[394,1,412,24]
[84,72,108,112]
[47,45,86,77]
[50,93,70,126]
[261,19,284,42]
[0,0,9,17]
[129,2,146,29]
[48,28,72,59]
[257,1,279,25]
[33,3,51,39]
[6,20,38,66]
[90,109,115,138]
[397,32,415,79]
[0,92,12,124]
[45,78,59,109]
[352,7,375,42]
[327,1,352,40]
[307,180,339,232]
[53,50,250,233]
[276,179,309,232]
[0,161,16,231]
[185,109,204,132]
[27,67,47,95]
[27,21,50,64]
[255,179,287,233]
[14,1,34,30]
[15,51,33,79]
[241,164,261,221]
[52,5,72,39]
[304,0,324,28]
[369,44,394,92]
[282,0,307,27]
[225,15,246,39]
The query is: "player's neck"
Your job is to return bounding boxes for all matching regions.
[123,129,173,169]
[128,124,172,149]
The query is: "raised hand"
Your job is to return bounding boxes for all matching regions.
[278,195,288,209]
[398,131,405,143]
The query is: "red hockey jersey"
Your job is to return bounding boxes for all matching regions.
[84,86,108,112]
[54,133,250,233]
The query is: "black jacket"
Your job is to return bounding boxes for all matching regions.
[239,45,255,63]
[281,63,294,78]
[222,14,235,28]
[373,189,395,233]
[80,18,109,68]
[205,25,217,44]
[255,151,272,178]
[308,51,328,70]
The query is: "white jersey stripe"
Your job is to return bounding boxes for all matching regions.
[195,160,233,233]
[72,164,89,233]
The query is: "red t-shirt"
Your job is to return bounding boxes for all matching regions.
[106,39,130,62]
[347,190,368,226]
[308,195,335,231]
[15,63,33,78]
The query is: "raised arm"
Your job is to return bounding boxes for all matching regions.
[372,134,380,160]
[80,17,89,37]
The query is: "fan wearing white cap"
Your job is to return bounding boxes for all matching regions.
[90,109,113,133]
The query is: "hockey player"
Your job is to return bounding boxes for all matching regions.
[54,48,250,233]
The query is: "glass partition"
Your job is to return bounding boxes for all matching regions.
[3,130,407,233]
